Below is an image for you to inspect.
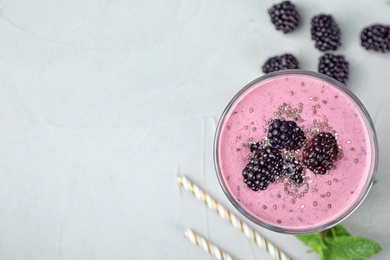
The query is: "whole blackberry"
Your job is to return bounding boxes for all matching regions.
[311,14,341,51]
[302,132,339,175]
[268,1,300,33]
[267,119,306,150]
[283,157,305,184]
[318,53,349,85]
[361,24,390,53]
[262,54,300,74]
[242,147,284,191]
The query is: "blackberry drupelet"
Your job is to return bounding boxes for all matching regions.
[262,54,300,74]
[250,142,262,154]
[361,24,390,53]
[268,1,300,34]
[267,119,306,150]
[318,53,349,85]
[283,157,306,184]
[242,146,284,191]
[302,132,339,175]
[311,14,341,51]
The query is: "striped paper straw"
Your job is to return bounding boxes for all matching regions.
[184,229,235,260]
[178,175,291,260]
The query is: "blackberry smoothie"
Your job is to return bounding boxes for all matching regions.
[214,70,378,234]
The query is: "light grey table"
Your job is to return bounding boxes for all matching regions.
[0,0,389,259]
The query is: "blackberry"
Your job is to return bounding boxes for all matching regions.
[283,157,305,184]
[361,24,390,53]
[262,54,300,74]
[311,14,341,51]
[267,119,306,150]
[302,132,339,175]
[268,1,300,34]
[318,53,349,85]
[242,146,284,191]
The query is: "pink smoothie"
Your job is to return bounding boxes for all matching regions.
[215,71,377,233]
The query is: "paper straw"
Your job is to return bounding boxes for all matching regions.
[184,229,235,260]
[178,175,291,260]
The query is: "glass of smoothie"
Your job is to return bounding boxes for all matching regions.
[214,70,378,234]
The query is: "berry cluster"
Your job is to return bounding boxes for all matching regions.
[242,120,303,191]
[361,24,390,53]
[242,119,339,192]
[242,146,284,191]
[263,1,390,85]
[268,1,300,34]
[262,54,300,74]
[318,53,349,85]
[267,119,306,150]
[311,14,341,52]
[302,132,339,175]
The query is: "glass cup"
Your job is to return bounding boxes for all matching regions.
[214,70,378,234]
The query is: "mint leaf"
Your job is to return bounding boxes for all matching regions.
[323,236,382,260]
[330,225,350,237]
[296,233,322,247]
[296,225,381,260]
[296,232,326,256]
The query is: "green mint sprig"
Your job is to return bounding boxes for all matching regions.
[296,225,382,260]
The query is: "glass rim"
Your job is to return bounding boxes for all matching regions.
[213,69,379,234]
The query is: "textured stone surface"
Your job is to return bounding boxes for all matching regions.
[0,0,389,259]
